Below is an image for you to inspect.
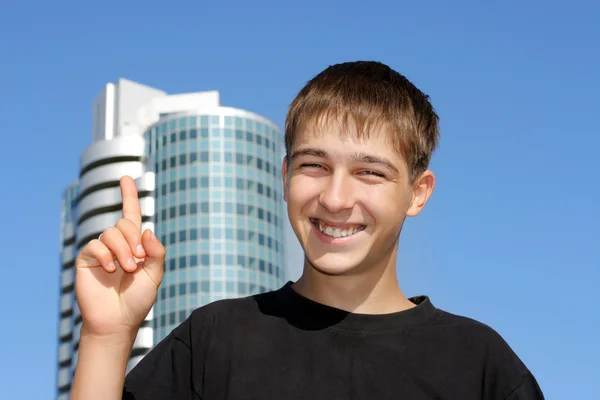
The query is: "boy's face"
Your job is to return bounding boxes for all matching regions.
[282,120,435,276]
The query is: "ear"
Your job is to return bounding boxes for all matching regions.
[281,156,289,203]
[406,170,435,217]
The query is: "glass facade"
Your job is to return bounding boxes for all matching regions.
[144,111,286,341]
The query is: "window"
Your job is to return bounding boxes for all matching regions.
[170,133,176,143]
[190,204,198,214]
[179,230,186,242]
[179,256,187,269]
[179,130,186,141]
[201,281,210,292]
[236,153,244,165]
[169,259,176,271]
[190,177,197,188]
[201,202,209,213]
[190,282,198,293]
[201,227,209,239]
[179,283,187,295]
[190,129,197,139]
[179,154,187,165]
[190,153,198,163]
[200,151,209,162]
[169,206,176,218]
[179,179,187,191]
[170,157,176,168]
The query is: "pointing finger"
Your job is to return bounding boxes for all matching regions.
[120,175,142,231]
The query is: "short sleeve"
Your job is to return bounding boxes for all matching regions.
[481,329,545,400]
[123,317,199,400]
[503,372,545,400]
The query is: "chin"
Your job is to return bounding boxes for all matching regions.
[305,252,366,276]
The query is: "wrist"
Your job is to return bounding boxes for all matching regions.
[80,324,137,349]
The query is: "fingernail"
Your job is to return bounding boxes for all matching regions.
[107,262,115,271]
[127,258,137,269]
[136,245,145,255]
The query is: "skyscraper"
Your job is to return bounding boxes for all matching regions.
[56,79,287,399]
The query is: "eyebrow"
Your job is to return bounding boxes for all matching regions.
[351,152,399,174]
[289,147,328,161]
[289,148,399,174]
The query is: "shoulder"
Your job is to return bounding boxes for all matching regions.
[172,289,281,344]
[424,305,540,399]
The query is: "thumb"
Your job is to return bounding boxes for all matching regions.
[141,229,165,288]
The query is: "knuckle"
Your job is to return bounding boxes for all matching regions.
[115,218,131,230]
[103,226,119,239]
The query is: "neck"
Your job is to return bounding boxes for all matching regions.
[292,247,415,315]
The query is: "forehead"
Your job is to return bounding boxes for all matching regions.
[292,116,402,156]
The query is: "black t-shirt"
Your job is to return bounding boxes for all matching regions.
[124,282,544,399]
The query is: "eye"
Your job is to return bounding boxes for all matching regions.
[359,170,385,177]
[300,163,324,169]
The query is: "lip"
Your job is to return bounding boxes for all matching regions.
[310,218,366,244]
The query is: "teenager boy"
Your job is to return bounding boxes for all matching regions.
[71,61,545,399]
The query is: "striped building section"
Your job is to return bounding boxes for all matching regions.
[56,80,163,399]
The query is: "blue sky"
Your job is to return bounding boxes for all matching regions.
[1,1,598,398]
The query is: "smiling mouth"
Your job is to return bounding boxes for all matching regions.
[310,218,366,238]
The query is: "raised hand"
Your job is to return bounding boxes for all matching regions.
[75,175,165,339]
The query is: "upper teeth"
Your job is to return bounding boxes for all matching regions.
[316,220,364,238]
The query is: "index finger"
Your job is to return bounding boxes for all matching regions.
[120,175,142,231]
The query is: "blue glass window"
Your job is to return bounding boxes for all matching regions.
[201,254,210,265]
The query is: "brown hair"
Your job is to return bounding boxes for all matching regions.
[285,61,440,180]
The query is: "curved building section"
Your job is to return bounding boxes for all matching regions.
[144,108,286,341]
[56,181,78,399]
[74,136,156,371]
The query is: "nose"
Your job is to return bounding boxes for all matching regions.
[319,171,355,214]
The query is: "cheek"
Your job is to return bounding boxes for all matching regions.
[287,176,320,209]
[358,186,408,220]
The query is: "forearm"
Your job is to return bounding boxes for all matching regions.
[71,329,135,400]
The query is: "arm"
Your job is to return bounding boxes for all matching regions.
[71,330,136,400]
